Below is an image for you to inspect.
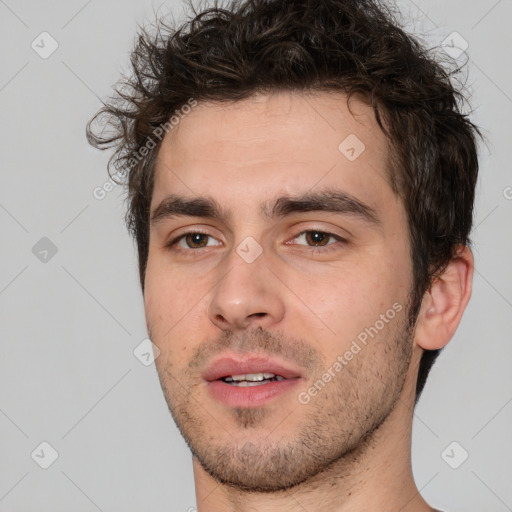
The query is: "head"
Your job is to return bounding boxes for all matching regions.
[87,0,480,493]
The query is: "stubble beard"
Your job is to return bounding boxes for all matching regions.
[154,308,415,493]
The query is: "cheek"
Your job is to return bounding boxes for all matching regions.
[144,257,208,343]
[295,255,409,345]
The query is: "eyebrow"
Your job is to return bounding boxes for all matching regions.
[150,188,380,227]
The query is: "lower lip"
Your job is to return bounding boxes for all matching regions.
[207,378,302,408]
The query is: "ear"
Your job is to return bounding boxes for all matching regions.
[415,245,474,350]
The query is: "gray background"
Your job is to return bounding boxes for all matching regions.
[0,0,511,511]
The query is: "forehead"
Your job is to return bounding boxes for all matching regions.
[152,91,393,214]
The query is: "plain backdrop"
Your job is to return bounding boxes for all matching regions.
[1,0,511,511]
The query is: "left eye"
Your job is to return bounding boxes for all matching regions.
[291,230,342,247]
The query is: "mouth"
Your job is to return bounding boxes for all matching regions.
[202,354,303,383]
[202,354,304,408]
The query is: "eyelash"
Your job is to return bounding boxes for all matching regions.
[165,229,346,256]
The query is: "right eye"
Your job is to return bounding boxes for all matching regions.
[166,231,222,253]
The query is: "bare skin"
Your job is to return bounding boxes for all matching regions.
[143,91,473,511]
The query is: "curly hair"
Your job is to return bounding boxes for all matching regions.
[86,0,481,403]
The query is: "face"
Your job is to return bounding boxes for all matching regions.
[144,91,416,491]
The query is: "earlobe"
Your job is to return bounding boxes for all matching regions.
[415,245,474,351]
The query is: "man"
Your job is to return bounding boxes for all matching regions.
[87,0,480,510]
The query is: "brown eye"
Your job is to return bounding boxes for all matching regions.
[304,231,330,246]
[166,231,222,252]
[293,230,337,246]
[185,233,209,248]
[288,230,346,253]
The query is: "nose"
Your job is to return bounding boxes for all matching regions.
[208,248,285,331]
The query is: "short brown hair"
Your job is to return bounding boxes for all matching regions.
[87,0,481,403]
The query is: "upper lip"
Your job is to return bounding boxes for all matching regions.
[202,354,304,382]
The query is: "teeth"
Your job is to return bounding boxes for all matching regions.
[222,373,287,385]
[224,372,276,382]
